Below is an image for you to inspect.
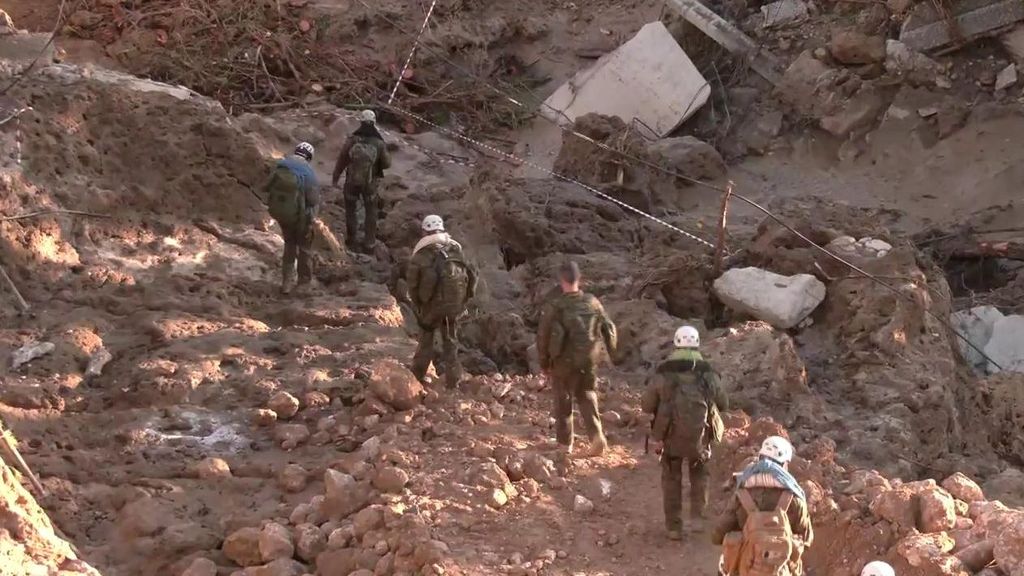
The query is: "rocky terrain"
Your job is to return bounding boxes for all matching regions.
[0,0,1021,576]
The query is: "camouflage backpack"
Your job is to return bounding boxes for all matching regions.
[548,294,606,366]
[735,490,795,576]
[265,162,306,229]
[348,137,380,187]
[665,367,724,458]
[430,245,476,318]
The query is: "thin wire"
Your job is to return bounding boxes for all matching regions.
[0,0,69,96]
[387,0,439,106]
[367,4,1002,369]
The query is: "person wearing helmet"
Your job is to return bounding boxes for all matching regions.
[641,325,728,540]
[861,561,895,576]
[713,435,813,576]
[406,215,477,389]
[332,109,391,253]
[536,261,617,459]
[263,142,320,294]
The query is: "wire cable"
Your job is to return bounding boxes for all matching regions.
[387,0,439,106]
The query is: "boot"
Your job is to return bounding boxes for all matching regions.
[586,434,608,458]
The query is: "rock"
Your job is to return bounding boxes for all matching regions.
[486,488,509,509]
[253,409,278,427]
[897,532,955,568]
[294,523,326,562]
[267,391,301,419]
[117,496,175,539]
[352,506,385,539]
[1001,25,1024,64]
[983,469,1024,507]
[984,315,1024,373]
[85,347,113,377]
[10,341,55,370]
[942,473,985,503]
[601,410,623,427]
[645,136,726,180]
[829,30,886,64]
[242,558,306,576]
[367,359,424,410]
[995,63,1018,91]
[274,424,311,448]
[956,540,995,572]
[278,464,309,493]
[182,557,218,576]
[195,457,232,479]
[259,522,295,562]
[994,513,1024,574]
[224,526,264,567]
[950,306,1005,373]
[413,540,449,567]
[323,470,373,519]
[918,487,956,533]
[820,85,886,137]
[760,0,809,27]
[573,495,595,513]
[372,466,409,493]
[524,454,556,482]
[885,40,943,84]
[870,486,918,529]
[327,527,351,549]
[712,267,826,329]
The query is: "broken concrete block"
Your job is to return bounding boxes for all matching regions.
[10,342,55,370]
[712,267,826,329]
[820,85,886,137]
[951,306,1005,373]
[761,0,809,28]
[995,63,1018,90]
[542,21,710,137]
[984,314,1024,373]
[900,0,1024,53]
[885,40,944,85]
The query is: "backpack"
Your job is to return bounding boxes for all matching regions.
[734,490,795,576]
[550,295,605,366]
[430,245,475,317]
[652,363,724,457]
[266,163,306,229]
[348,137,380,188]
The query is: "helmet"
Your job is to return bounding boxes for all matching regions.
[294,142,315,161]
[421,214,444,233]
[674,326,700,348]
[759,436,794,464]
[861,562,895,576]
[360,109,376,123]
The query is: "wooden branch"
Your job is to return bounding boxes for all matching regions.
[0,260,28,313]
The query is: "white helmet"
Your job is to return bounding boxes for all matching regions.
[759,436,794,464]
[422,215,444,233]
[861,562,895,576]
[294,142,315,161]
[674,326,700,348]
[360,109,376,123]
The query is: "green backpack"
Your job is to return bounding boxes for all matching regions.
[664,367,724,457]
[431,246,475,317]
[265,164,305,229]
[548,295,605,366]
[348,137,380,188]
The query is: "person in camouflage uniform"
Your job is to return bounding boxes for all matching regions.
[536,261,617,458]
[641,325,729,540]
[264,142,319,295]
[406,215,477,389]
[332,109,391,252]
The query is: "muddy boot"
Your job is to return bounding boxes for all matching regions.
[280,275,296,296]
[586,434,608,458]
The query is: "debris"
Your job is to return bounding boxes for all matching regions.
[542,21,710,136]
[224,527,264,567]
[258,522,295,562]
[1000,24,1024,63]
[900,0,1024,53]
[372,466,410,493]
[712,267,827,329]
[820,85,887,137]
[486,488,509,509]
[761,0,809,28]
[573,495,595,513]
[666,0,784,85]
[368,360,424,411]
[950,306,1005,373]
[85,347,112,377]
[942,472,986,503]
[195,457,232,480]
[983,315,1024,373]
[829,30,887,64]
[267,391,300,420]
[995,63,1018,90]
[10,342,54,370]
[278,464,309,493]
[294,523,326,562]
[645,136,726,180]
[918,487,957,533]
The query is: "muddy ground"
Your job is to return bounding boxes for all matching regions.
[0,1,1022,576]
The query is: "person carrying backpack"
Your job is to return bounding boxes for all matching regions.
[641,325,729,540]
[332,109,391,252]
[264,142,319,295]
[406,215,478,389]
[712,436,813,576]
[536,261,617,459]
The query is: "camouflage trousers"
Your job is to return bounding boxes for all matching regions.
[411,316,462,388]
[281,221,314,287]
[661,454,709,532]
[550,365,604,447]
[342,182,378,250]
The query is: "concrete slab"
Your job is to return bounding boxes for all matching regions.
[541,21,710,137]
[900,0,1024,52]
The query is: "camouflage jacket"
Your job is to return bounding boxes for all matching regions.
[641,349,728,459]
[406,237,476,323]
[536,291,617,371]
[332,125,391,188]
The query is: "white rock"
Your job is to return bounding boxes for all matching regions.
[862,238,893,252]
[995,63,1018,91]
[761,0,809,27]
[951,306,1005,373]
[984,315,1024,374]
[573,495,595,514]
[10,341,55,370]
[712,267,826,329]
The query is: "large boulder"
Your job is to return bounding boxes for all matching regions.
[367,360,424,411]
[994,513,1024,575]
[951,306,1004,373]
[918,487,957,533]
[712,267,826,329]
[984,315,1024,373]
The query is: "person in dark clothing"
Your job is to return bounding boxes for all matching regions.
[332,110,391,252]
[264,142,319,294]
